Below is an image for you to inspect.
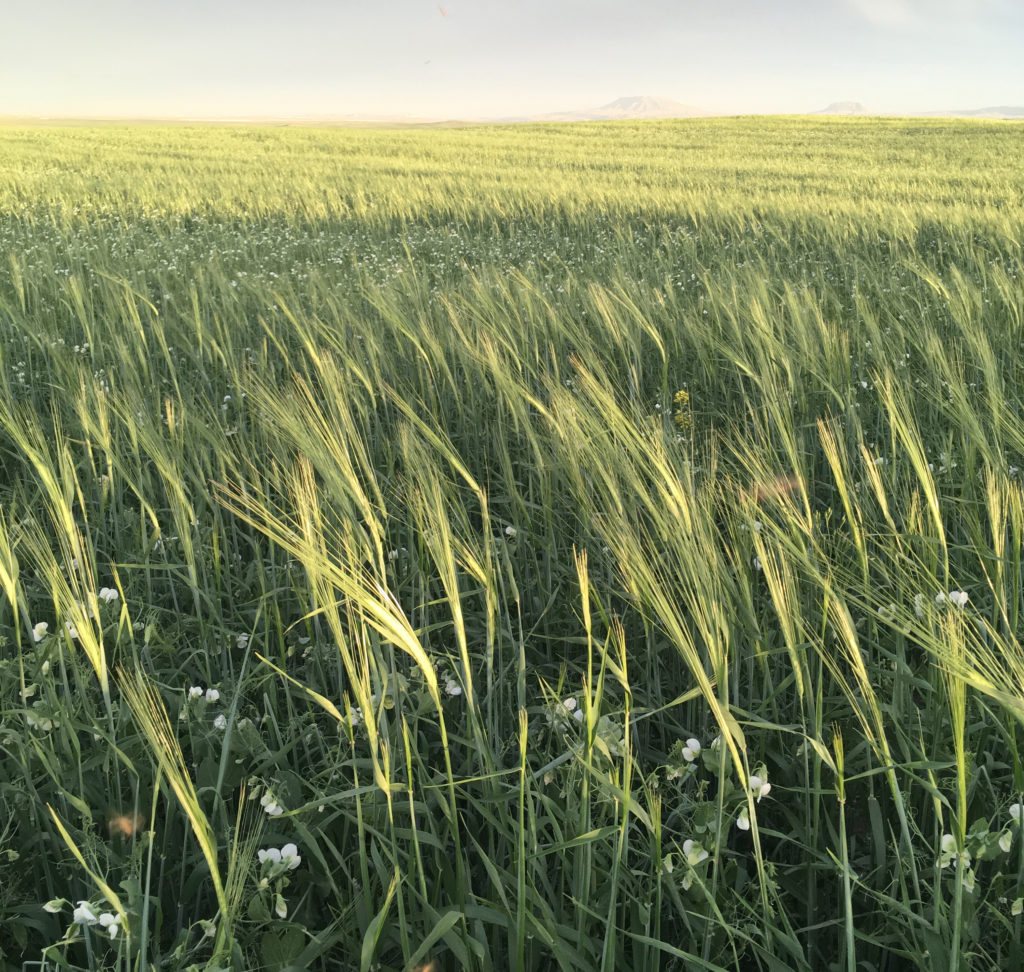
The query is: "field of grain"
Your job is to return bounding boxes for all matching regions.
[1,117,1023,971]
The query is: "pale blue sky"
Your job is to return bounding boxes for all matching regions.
[3,0,1022,118]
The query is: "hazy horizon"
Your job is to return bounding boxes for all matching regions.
[4,0,1022,120]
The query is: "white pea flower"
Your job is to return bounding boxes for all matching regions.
[98,912,122,939]
[682,839,709,866]
[1012,897,1023,917]
[32,621,49,642]
[736,807,750,831]
[43,898,66,914]
[237,633,249,650]
[504,525,517,538]
[205,688,220,703]
[948,590,969,608]
[280,843,301,869]
[749,773,772,802]
[213,714,227,730]
[553,697,583,721]
[348,706,363,727]
[274,894,288,919]
[1010,803,1023,824]
[914,594,926,618]
[444,678,462,697]
[681,738,701,763]
[72,901,97,924]
[258,847,282,865]
[939,833,971,869]
[65,622,79,640]
[999,830,1013,853]
[260,792,284,816]
[188,685,203,699]
[962,867,976,894]
[98,587,119,603]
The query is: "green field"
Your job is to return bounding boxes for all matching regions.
[1,116,1024,971]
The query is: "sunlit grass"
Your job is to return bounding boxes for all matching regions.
[0,116,1023,970]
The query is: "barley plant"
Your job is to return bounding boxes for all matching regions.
[0,116,1023,970]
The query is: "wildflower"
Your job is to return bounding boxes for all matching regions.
[72,901,98,924]
[444,678,462,697]
[673,389,692,432]
[939,833,971,869]
[97,587,118,603]
[681,738,701,763]
[736,807,750,831]
[280,843,301,869]
[260,791,284,816]
[682,839,709,866]
[25,704,57,732]
[98,912,122,940]
[213,714,227,730]
[32,621,49,642]
[258,846,282,865]
[188,685,203,699]
[205,688,220,703]
[749,773,772,802]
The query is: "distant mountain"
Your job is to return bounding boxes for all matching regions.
[921,106,1024,119]
[815,101,869,115]
[500,95,711,123]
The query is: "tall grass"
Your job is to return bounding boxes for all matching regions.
[0,116,1023,970]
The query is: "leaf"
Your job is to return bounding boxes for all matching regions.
[361,870,399,972]
[261,927,306,971]
[404,909,462,970]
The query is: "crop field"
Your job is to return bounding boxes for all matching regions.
[1,116,1024,971]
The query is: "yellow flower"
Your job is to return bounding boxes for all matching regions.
[672,389,692,432]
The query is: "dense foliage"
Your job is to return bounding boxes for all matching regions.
[1,116,1023,970]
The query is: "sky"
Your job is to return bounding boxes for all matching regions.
[2,0,1022,119]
